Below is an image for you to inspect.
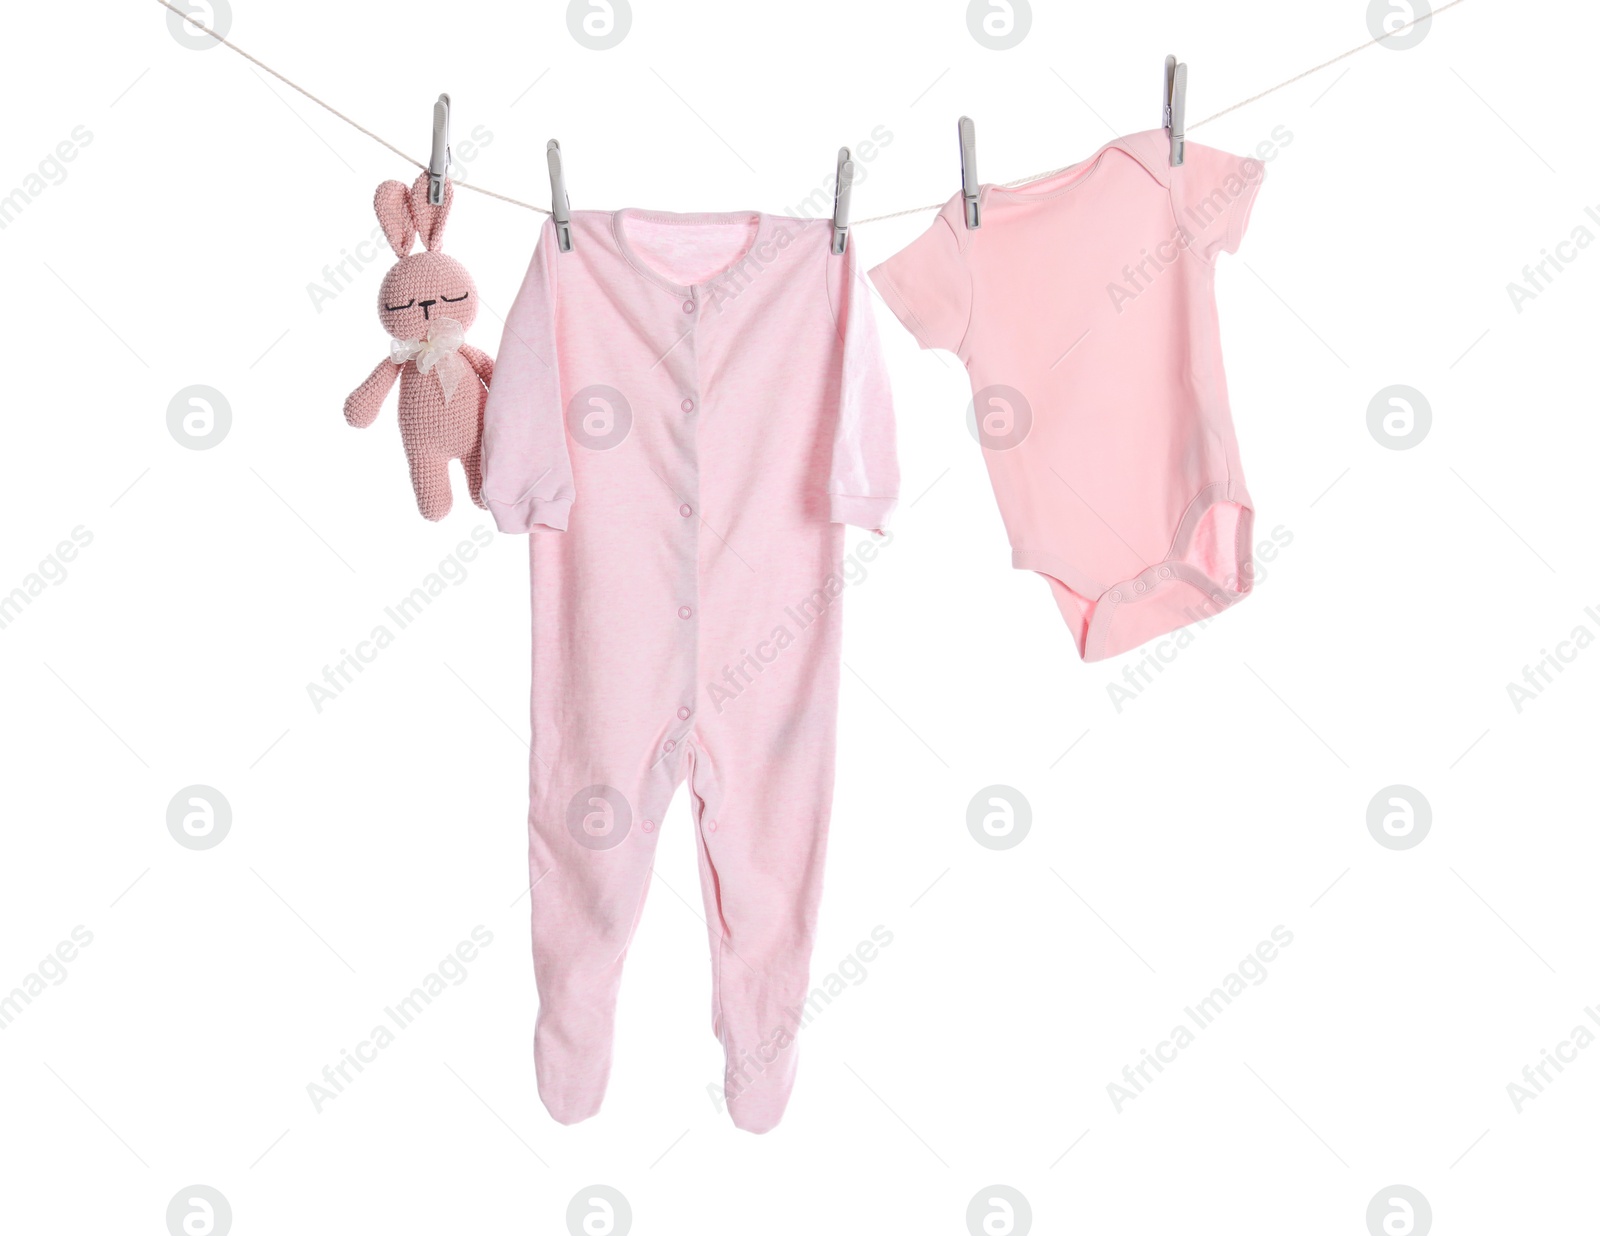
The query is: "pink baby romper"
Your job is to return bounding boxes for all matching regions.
[481,209,898,1132]
[870,129,1264,661]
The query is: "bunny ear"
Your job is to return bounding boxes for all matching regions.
[407,170,453,252]
[374,180,416,257]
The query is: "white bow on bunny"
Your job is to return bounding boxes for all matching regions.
[390,317,469,401]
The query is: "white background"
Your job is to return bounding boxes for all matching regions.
[2,1,1594,1233]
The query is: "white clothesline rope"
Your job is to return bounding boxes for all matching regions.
[152,0,1468,223]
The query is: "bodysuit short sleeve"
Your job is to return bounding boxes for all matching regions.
[1171,144,1265,263]
[866,200,972,354]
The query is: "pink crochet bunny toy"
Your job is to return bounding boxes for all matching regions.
[344,171,492,521]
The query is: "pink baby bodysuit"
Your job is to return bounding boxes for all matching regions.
[871,129,1264,661]
[481,210,897,1132]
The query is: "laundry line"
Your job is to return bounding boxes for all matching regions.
[152,0,1468,224]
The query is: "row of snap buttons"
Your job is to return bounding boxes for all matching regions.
[1111,564,1181,603]
[670,314,696,820]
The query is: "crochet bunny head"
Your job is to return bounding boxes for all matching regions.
[374,171,478,341]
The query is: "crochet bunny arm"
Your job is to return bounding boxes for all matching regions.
[460,342,494,389]
[344,356,399,428]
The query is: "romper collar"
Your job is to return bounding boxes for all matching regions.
[610,208,773,298]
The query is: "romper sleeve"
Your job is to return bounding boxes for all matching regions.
[481,220,575,533]
[866,198,972,355]
[1172,143,1265,263]
[825,242,900,534]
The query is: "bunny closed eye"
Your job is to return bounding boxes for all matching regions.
[386,294,465,312]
